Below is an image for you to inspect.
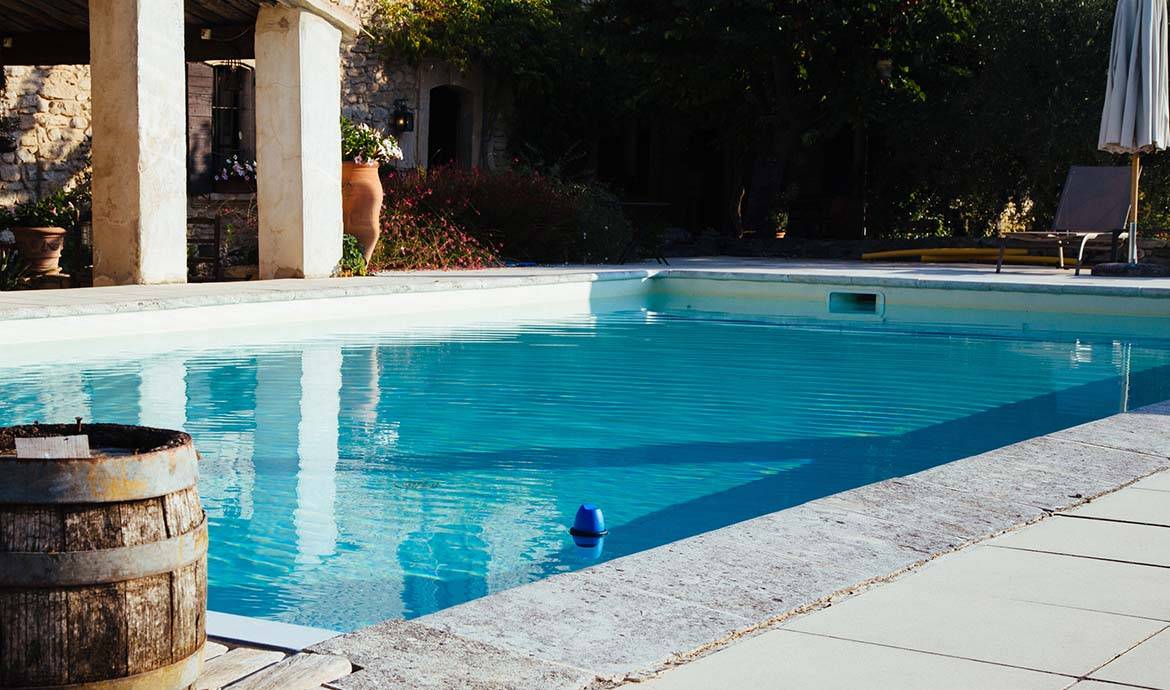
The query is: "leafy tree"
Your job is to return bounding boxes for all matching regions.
[371,0,1167,239]
[875,0,1121,236]
[588,0,975,234]
[371,0,557,75]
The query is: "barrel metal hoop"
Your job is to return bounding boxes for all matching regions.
[0,446,197,503]
[4,643,204,690]
[0,515,208,587]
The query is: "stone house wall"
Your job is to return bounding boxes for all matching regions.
[0,0,509,205]
[337,0,510,171]
[0,65,92,206]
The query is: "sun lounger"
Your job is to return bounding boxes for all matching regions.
[997,166,1130,276]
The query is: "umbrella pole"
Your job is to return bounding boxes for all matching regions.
[1129,154,1141,264]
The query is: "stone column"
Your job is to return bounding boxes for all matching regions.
[255,5,344,279]
[89,0,187,286]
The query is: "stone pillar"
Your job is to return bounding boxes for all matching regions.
[255,5,344,279]
[89,0,187,286]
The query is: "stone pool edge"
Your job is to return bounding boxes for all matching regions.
[309,400,1170,690]
[3,262,1169,325]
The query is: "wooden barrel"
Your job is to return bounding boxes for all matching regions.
[0,424,206,689]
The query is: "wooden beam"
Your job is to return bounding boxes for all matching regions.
[0,0,89,31]
[0,26,255,65]
[0,31,90,65]
[186,25,256,61]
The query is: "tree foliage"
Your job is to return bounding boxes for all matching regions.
[371,0,1168,238]
[370,0,559,80]
[875,0,1122,236]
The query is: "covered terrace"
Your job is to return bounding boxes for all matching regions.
[0,0,360,284]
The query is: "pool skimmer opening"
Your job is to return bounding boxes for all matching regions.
[828,291,884,316]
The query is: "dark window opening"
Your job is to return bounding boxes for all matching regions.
[211,64,255,170]
[186,62,255,194]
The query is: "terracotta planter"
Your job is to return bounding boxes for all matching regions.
[342,162,384,265]
[11,226,66,275]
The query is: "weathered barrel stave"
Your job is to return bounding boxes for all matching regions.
[0,425,206,689]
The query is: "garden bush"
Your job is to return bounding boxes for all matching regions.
[339,233,369,276]
[370,167,632,271]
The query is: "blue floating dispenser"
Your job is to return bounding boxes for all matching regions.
[569,503,609,537]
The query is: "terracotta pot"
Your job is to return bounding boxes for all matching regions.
[11,226,67,275]
[342,162,384,265]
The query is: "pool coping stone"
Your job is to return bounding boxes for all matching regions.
[310,402,1170,689]
[3,258,1170,323]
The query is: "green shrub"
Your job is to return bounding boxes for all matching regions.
[0,247,26,291]
[339,233,368,277]
[0,176,90,230]
[571,183,632,263]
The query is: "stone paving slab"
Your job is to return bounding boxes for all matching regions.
[1090,628,1170,688]
[579,502,944,624]
[639,460,1170,690]
[988,517,1170,568]
[1051,411,1170,460]
[914,435,1170,512]
[881,545,1170,622]
[815,475,1046,546]
[636,630,1072,690]
[1136,472,1170,491]
[1065,488,1170,527]
[419,570,751,681]
[781,585,1165,676]
[313,620,597,690]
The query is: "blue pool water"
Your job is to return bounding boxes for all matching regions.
[2,305,1170,630]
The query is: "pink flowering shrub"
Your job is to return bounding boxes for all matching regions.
[371,166,631,271]
[375,209,501,270]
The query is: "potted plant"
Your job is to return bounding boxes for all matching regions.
[341,117,403,265]
[213,155,257,194]
[0,186,86,276]
[0,245,27,290]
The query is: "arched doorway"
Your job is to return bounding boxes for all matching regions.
[427,85,473,169]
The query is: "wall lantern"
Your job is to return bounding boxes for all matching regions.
[392,99,415,133]
[876,58,894,83]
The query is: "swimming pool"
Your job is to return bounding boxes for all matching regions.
[2,284,1169,631]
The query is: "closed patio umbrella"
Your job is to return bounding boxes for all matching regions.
[1098,0,1170,272]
